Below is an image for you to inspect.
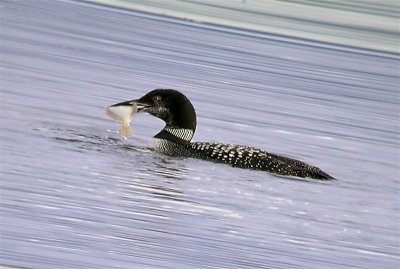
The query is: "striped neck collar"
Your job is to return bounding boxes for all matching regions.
[154,128,195,144]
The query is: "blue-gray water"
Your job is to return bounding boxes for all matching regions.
[1,1,399,268]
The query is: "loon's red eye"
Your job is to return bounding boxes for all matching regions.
[153,96,162,104]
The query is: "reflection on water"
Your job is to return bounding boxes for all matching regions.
[1,1,399,269]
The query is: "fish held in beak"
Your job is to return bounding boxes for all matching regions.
[105,101,138,138]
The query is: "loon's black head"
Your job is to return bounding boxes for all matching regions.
[111,89,196,143]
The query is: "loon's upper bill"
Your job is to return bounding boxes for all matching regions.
[110,89,334,180]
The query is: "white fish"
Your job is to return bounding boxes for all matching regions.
[105,102,138,138]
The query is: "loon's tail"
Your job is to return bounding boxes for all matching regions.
[288,165,335,180]
[265,152,335,180]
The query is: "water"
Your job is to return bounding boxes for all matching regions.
[1,1,399,268]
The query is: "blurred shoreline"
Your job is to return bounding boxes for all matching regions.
[81,0,399,53]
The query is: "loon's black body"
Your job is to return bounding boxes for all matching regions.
[112,89,334,180]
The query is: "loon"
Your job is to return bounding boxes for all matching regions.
[111,89,334,180]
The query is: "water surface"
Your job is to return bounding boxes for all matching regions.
[1,1,399,268]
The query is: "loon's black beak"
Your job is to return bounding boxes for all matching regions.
[110,99,151,113]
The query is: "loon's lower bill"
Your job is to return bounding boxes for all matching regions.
[109,89,334,180]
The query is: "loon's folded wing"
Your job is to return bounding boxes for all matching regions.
[188,142,334,180]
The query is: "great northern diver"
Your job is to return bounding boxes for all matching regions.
[111,89,334,180]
